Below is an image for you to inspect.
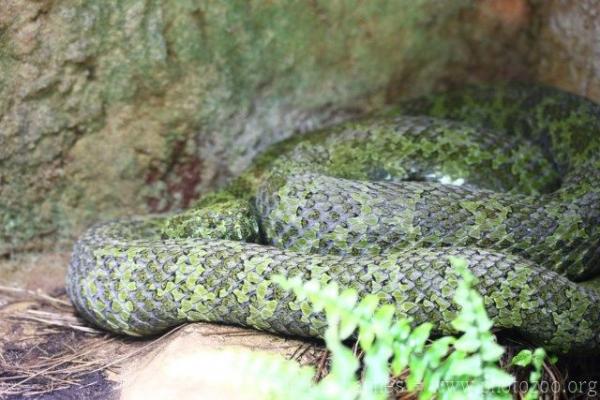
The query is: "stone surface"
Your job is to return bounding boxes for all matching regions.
[0,0,533,255]
[531,0,600,102]
[120,325,321,400]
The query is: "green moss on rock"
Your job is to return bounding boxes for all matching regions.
[0,0,533,255]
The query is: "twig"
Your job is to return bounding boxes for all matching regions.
[0,285,70,307]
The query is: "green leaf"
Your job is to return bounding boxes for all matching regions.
[453,329,481,353]
[479,339,504,362]
[408,323,432,352]
[356,294,380,316]
[329,344,359,380]
[359,328,375,351]
[339,315,359,340]
[324,324,341,347]
[406,356,427,391]
[391,343,410,376]
[321,282,340,300]
[532,347,546,371]
[421,367,445,397]
[487,392,513,400]
[304,279,321,294]
[271,274,288,288]
[339,288,358,309]
[511,349,533,367]
[529,370,541,383]
[390,319,412,341]
[373,304,395,335]
[453,286,471,309]
[325,308,341,329]
[463,385,484,400]
[483,367,515,389]
[473,308,493,332]
[362,345,392,399]
[523,390,539,400]
[449,256,468,271]
[446,355,482,378]
[450,312,475,332]
[426,336,454,367]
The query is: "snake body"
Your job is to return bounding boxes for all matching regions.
[67,83,600,354]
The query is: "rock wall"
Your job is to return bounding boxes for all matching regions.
[0,0,570,255]
[531,0,600,101]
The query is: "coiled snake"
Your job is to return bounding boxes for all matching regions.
[67,83,600,354]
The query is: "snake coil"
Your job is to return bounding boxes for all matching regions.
[68,83,600,354]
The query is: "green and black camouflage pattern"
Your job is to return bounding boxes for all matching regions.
[67,83,600,354]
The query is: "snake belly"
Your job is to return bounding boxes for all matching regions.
[67,83,600,354]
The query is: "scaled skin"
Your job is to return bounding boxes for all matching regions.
[67,83,600,354]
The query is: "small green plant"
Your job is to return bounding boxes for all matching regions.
[511,348,548,400]
[246,257,547,399]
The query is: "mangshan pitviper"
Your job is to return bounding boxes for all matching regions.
[67,83,600,354]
